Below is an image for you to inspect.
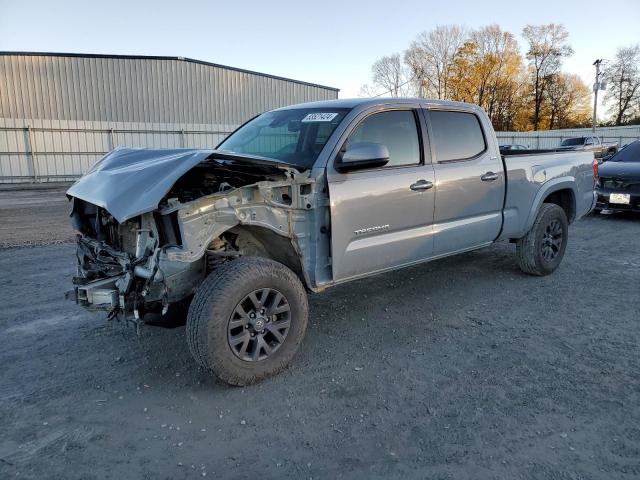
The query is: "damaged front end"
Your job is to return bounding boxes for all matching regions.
[69,204,204,320]
[66,148,322,322]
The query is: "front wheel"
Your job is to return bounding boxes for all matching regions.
[515,203,568,276]
[186,257,308,386]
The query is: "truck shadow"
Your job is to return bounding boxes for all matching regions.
[131,242,522,387]
[591,210,640,222]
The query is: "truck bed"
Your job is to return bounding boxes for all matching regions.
[498,150,596,240]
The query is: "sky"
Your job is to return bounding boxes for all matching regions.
[1,0,639,117]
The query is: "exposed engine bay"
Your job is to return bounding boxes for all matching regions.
[66,148,325,322]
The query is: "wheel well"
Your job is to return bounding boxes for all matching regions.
[543,189,575,223]
[229,226,304,280]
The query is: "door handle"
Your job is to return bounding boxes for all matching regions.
[481,171,499,182]
[410,179,433,191]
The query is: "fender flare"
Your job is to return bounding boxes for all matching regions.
[523,177,577,234]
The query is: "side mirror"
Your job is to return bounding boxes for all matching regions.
[336,142,390,172]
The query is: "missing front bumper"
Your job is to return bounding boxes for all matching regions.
[69,276,122,311]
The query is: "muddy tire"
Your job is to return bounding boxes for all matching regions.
[186,257,308,386]
[516,203,568,276]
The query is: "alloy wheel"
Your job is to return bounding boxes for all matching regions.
[227,288,291,362]
[541,219,563,261]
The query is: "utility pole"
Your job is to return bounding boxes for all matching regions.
[592,59,603,133]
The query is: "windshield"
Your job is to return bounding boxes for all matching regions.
[217,108,350,169]
[609,141,640,162]
[561,138,585,146]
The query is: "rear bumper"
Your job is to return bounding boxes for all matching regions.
[595,190,640,212]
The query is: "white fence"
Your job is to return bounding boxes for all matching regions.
[2,120,640,184]
[0,118,235,183]
[496,125,640,150]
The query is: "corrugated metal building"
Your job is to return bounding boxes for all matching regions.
[0,52,339,182]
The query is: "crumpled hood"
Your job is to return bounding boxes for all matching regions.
[67,147,297,223]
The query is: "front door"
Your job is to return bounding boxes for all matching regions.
[327,108,435,281]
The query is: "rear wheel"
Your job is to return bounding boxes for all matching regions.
[516,203,568,276]
[186,257,308,386]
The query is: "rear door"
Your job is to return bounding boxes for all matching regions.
[425,108,505,256]
[327,106,436,281]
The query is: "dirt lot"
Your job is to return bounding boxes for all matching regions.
[1,190,640,479]
[0,184,74,248]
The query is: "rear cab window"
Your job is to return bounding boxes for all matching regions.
[428,110,486,162]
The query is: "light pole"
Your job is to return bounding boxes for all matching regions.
[592,59,603,133]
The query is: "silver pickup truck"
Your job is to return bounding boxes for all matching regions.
[67,98,596,385]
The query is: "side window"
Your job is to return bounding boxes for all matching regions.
[585,137,594,145]
[429,110,486,162]
[346,110,420,168]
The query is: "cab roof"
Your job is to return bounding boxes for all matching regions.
[274,97,478,111]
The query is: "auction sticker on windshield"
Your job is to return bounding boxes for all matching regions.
[609,193,630,204]
[301,112,339,122]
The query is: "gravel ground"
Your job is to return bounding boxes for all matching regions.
[0,185,74,248]
[1,205,640,479]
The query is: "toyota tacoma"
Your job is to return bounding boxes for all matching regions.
[67,98,597,385]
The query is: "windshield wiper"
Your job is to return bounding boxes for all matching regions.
[208,151,304,171]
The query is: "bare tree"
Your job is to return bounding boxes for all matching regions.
[604,44,640,125]
[522,24,573,130]
[358,84,377,98]
[359,22,589,130]
[404,25,466,98]
[360,53,408,97]
[372,54,405,97]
